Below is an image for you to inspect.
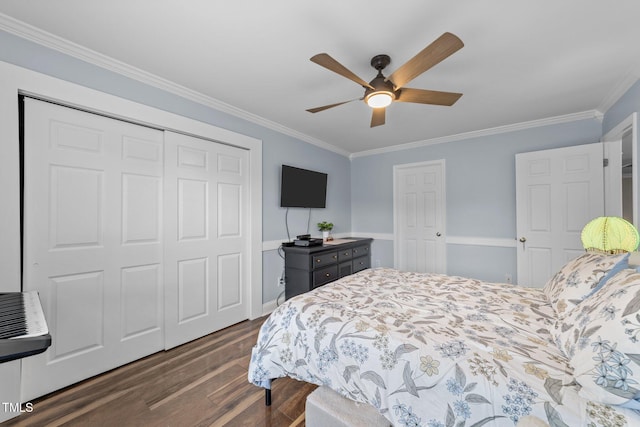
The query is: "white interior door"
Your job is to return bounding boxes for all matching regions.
[22,98,164,400]
[164,131,249,349]
[394,160,446,273]
[515,143,604,287]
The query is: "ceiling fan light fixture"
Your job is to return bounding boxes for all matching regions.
[307,33,464,125]
[366,91,394,108]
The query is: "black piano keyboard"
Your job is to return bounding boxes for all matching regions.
[0,293,29,339]
[0,291,51,363]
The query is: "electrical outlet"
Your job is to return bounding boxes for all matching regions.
[505,273,512,284]
[277,277,285,288]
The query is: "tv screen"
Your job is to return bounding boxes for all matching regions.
[280,165,327,208]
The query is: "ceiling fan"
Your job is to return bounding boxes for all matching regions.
[307,32,464,127]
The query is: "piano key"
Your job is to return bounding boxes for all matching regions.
[0,291,51,363]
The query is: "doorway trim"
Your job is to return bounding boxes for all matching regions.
[602,112,638,230]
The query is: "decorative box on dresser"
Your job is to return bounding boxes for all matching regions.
[283,237,373,300]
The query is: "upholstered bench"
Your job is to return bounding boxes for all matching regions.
[305,386,551,427]
[305,386,390,427]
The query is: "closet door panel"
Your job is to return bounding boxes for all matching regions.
[121,264,162,339]
[22,98,164,401]
[164,132,249,349]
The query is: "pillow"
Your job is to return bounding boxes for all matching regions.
[543,252,629,318]
[554,268,640,406]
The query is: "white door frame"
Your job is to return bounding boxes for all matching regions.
[393,159,446,273]
[602,112,638,230]
[603,139,623,218]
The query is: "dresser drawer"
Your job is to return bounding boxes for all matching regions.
[351,245,369,258]
[353,256,370,273]
[338,248,353,261]
[312,251,338,269]
[313,265,338,288]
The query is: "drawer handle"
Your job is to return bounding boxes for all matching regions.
[333,255,337,259]
[325,273,331,277]
[344,252,349,256]
[316,259,321,263]
[353,249,358,253]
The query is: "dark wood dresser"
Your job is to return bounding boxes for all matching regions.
[283,237,373,300]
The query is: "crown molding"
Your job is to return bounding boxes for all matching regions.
[350,110,603,159]
[0,13,350,158]
[597,62,640,114]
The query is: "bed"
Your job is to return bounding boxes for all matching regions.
[248,252,640,426]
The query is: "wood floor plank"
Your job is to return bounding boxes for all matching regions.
[149,358,240,410]
[3,317,314,427]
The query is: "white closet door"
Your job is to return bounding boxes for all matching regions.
[164,131,249,349]
[22,98,164,400]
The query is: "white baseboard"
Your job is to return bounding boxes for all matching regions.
[262,299,278,316]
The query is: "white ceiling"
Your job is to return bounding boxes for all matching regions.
[1,1,640,155]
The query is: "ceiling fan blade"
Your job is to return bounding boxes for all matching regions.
[311,53,374,89]
[370,107,386,127]
[387,32,464,90]
[396,88,462,106]
[306,98,361,113]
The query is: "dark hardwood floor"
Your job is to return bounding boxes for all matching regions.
[3,316,317,427]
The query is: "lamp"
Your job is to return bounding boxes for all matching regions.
[581,216,640,254]
[364,56,396,109]
[365,91,394,108]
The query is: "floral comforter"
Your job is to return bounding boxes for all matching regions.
[248,268,640,426]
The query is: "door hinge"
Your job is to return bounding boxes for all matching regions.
[603,158,609,167]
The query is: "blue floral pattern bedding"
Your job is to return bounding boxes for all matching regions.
[248,268,640,426]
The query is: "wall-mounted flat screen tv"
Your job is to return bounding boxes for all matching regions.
[280,165,327,208]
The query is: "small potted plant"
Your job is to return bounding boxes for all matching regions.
[317,221,334,242]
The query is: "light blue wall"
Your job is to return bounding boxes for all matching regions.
[263,143,351,241]
[351,118,603,283]
[262,136,350,304]
[0,29,351,305]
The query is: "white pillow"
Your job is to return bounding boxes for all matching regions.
[554,268,640,406]
[543,252,629,318]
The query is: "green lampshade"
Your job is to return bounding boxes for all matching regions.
[581,216,640,253]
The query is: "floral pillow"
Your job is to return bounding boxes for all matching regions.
[543,252,629,318]
[553,268,640,406]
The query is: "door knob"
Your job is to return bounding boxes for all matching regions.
[519,237,526,249]
[436,232,442,237]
